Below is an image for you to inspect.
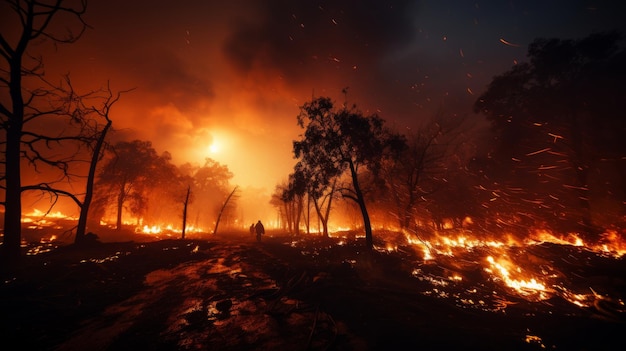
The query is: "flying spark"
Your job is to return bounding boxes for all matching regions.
[526,148,551,156]
[499,38,521,47]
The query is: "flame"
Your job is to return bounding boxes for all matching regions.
[140,225,163,234]
[22,208,78,223]
[21,208,78,228]
[137,224,206,235]
[528,228,626,258]
[525,334,545,348]
[527,229,585,247]
[485,255,549,299]
[402,226,626,308]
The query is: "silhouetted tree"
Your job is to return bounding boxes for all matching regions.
[94,140,174,230]
[0,0,122,266]
[181,185,191,239]
[293,96,406,249]
[179,158,233,230]
[380,112,471,230]
[214,186,238,235]
[74,83,130,244]
[474,31,626,237]
[282,171,306,235]
[270,183,288,231]
[294,162,338,238]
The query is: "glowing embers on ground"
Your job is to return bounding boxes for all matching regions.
[26,235,58,256]
[137,224,205,235]
[22,208,78,221]
[403,227,626,313]
[121,223,206,238]
[528,228,626,258]
[484,255,549,300]
[21,208,77,229]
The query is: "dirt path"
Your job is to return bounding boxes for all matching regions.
[55,240,347,350]
[49,236,539,350]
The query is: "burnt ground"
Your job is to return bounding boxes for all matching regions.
[1,229,625,351]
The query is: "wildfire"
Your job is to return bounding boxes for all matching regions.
[527,228,626,258]
[527,229,585,247]
[137,224,206,235]
[21,208,78,229]
[22,209,78,220]
[485,255,549,299]
[402,224,626,310]
[26,235,58,256]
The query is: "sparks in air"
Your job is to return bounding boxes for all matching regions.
[499,38,521,47]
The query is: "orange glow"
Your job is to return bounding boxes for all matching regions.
[402,226,625,307]
[526,229,626,257]
[527,229,585,247]
[208,141,221,154]
[485,255,549,299]
[22,209,78,221]
[137,224,206,235]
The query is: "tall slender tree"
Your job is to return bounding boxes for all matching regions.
[293,96,406,249]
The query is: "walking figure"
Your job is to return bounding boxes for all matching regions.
[255,220,265,242]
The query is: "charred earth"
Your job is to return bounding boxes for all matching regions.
[2,228,625,350]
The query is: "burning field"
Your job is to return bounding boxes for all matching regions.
[2,217,625,350]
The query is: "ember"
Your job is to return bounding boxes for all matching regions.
[393,227,626,313]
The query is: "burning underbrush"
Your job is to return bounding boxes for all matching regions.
[16,209,626,322]
[283,227,626,322]
[5,217,626,350]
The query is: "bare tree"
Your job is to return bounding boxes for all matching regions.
[381,112,471,231]
[181,185,191,239]
[178,158,233,231]
[213,186,238,235]
[62,79,129,244]
[0,0,96,265]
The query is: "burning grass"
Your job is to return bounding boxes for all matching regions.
[272,225,626,327]
[4,220,626,349]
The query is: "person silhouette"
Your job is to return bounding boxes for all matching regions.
[254,220,265,242]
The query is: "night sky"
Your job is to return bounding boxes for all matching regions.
[10,0,626,195]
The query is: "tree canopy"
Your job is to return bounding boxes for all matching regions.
[474,31,626,235]
[94,140,175,230]
[293,96,406,248]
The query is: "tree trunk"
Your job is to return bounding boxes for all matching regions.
[181,185,190,239]
[76,120,112,244]
[349,160,373,249]
[295,196,303,235]
[312,199,329,238]
[214,186,238,235]
[305,194,311,234]
[287,201,294,233]
[1,55,26,268]
[116,189,125,230]
[2,113,23,267]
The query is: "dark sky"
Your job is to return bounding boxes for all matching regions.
[8,0,626,193]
